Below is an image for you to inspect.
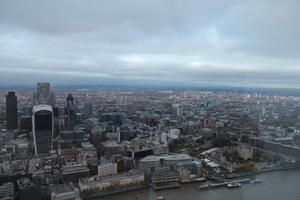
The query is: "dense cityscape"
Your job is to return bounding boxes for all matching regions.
[1,83,300,200]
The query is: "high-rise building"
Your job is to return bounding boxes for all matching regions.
[33,82,55,106]
[6,91,18,130]
[64,94,76,131]
[32,105,54,155]
[20,116,32,131]
[176,105,183,117]
[84,103,93,116]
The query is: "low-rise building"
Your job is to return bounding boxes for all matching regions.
[79,170,145,193]
[0,182,14,200]
[62,163,90,183]
[50,183,81,200]
[139,154,192,173]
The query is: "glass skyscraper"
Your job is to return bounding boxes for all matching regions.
[32,105,54,155]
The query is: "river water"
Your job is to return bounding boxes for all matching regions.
[99,169,300,200]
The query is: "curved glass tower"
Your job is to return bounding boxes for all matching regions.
[32,105,54,155]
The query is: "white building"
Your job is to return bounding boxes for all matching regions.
[237,145,253,160]
[98,162,117,177]
[79,170,145,192]
[168,129,181,140]
[139,154,192,173]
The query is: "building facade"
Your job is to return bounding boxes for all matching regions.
[98,162,117,177]
[6,91,18,130]
[79,170,145,193]
[64,94,76,131]
[32,105,54,155]
[33,82,55,106]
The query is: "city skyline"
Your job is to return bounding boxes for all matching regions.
[2,1,300,199]
[1,0,300,88]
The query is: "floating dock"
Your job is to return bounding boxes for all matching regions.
[153,182,180,190]
[198,179,250,190]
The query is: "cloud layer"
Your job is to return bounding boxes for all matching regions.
[1,0,300,88]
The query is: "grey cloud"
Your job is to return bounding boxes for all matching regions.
[0,0,300,88]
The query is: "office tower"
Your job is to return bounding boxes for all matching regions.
[32,105,54,155]
[84,103,93,116]
[6,91,18,130]
[20,116,32,131]
[53,106,59,118]
[33,82,55,106]
[176,105,183,117]
[64,94,76,131]
[99,113,122,126]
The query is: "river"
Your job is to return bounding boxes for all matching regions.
[97,168,300,200]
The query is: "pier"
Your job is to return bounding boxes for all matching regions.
[198,179,250,190]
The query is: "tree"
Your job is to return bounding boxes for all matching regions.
[196,138,205,145]
[212,136,231,147]
[241,135,249,143]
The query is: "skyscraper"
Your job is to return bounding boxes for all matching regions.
[64,94,76,131]
[84,103,93,116]
[33,82,55,106]
[32,105,54,155]
[6,91,18,130]
[176,105,183,117]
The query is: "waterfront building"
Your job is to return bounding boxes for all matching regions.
[6,91,18,130]
[79,170,145,193]
[50,183,81,200]
[62,163,90,183]
[32,104,54,155]
[177,160,202,175]
[151,165,180,184]
[139,154,192,173]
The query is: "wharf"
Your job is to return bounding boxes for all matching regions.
[153,182,180,190]
[181,177,207,183]
[198,179,250,190]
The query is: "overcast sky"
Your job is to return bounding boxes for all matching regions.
[1,0,300,88]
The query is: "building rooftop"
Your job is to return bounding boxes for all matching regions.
[32,104,53,113]
[62,163,89,175]
[140,154,192,163]
[50,183,78,197]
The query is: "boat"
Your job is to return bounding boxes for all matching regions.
[157,196,167,200]
[249,179,262,184]
[226,182,241,188]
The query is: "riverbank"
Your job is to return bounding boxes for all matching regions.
[227,164,300,179]
[82,184,150,200]
[84,165,300,199]
[98,168,300,200]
